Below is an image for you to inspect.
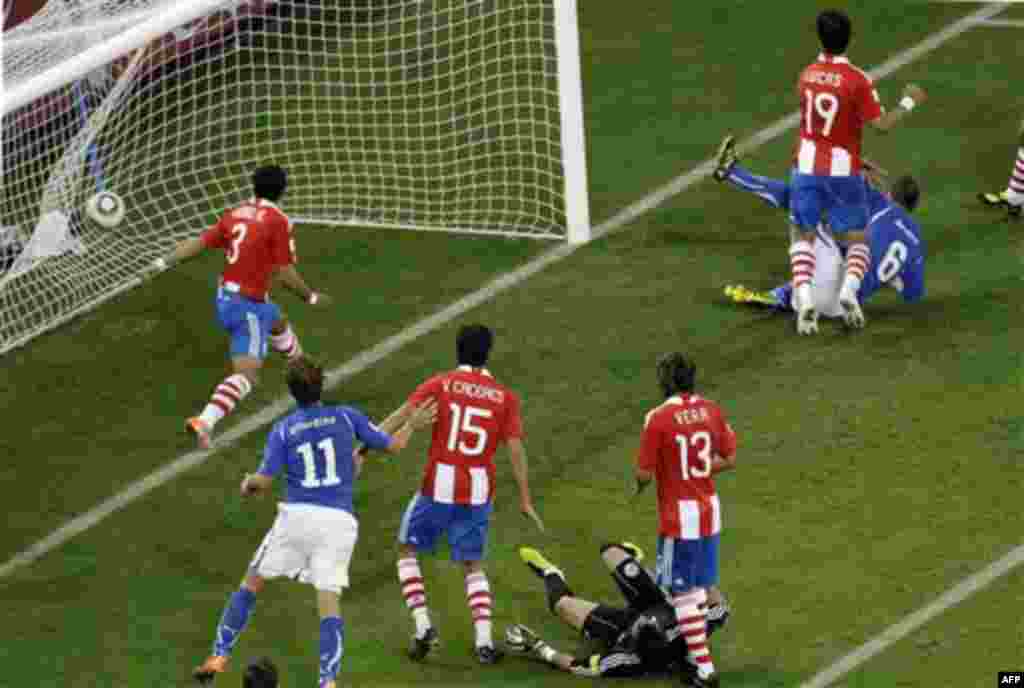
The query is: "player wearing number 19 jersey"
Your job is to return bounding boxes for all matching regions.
[150,166,329,449]
[635,353,737,688]
[788,9,924,335]
[389,324,542,665]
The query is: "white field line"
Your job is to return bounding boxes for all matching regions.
[799,543,1024,688]
[972,18,1024,27]
[0,3,1003,590]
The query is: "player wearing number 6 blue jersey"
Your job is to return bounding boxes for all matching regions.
[193,357,436,688]
[715,142,925,319]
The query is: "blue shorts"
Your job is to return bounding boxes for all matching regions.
[655,534,719,593]
[789,170,868,233]
[398,494,492,562]
[215,293,281,359]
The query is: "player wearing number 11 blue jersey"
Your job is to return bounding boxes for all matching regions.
[193,358,436,688]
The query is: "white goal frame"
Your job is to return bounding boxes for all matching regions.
[0,0,592,355]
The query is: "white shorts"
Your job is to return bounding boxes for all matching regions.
[249,503,358,594]
[810,231,844,318]
[786,227,845,318]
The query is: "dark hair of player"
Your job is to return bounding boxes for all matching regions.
[816,9,852,55]
[456,324,493,367]
[287,356,324,406]
[656,352,696,398]
[242,657,278,688]
[890,175,921,212]
[253,165,288,202]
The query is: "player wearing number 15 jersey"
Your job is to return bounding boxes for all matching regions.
[634,353,737,688]
[378,324,543,665]
[788,9,925,335]
[148,166,330,449]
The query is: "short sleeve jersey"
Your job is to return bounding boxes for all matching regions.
[258,404,392,514]
[407,366,522,506]
[794,54,883,176]
[637,394,737,539]
[201,198,295,301]
[861,203,926,304]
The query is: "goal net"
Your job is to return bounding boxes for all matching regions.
[0,0,590,355]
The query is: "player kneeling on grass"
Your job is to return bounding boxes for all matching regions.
[193,357,436,687]
[149,165,331,449]
[507,544,730,682]
[713,136,926,322]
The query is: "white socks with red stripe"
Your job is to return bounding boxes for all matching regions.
[789,239,815,307]
[270,325,303,361]
[1007,147,1024,206]
[465,571,493,648]
[673,589,715,680]
[397,558,432,638]
[842,242,871,296]
[198,373,252,428]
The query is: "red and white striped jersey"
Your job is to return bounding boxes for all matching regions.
[408,366,523,506]
[793,53,883,176]
[201,198,294,302]
[637,394,737,540]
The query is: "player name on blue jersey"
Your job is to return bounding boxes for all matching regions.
[259,404,392,515]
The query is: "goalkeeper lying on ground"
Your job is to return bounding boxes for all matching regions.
[505,544,728,682]
[712,136,926,323]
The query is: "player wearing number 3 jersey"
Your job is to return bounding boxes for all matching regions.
[788,9,925,335]
[376,324,542,665]
[634,353,738,688]
[149,165,331,449]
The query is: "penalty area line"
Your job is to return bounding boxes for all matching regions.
[0,2,1004,583]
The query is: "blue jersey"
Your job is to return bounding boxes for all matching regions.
[858,201,926,304]
[258,404,392,514]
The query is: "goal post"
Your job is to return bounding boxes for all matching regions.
[0,0,592,355]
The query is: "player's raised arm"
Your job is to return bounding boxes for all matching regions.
[870,84,927,133]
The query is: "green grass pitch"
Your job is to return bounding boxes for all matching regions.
[1,2,1023,687]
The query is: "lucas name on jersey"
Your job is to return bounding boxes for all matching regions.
[803,71,842,88]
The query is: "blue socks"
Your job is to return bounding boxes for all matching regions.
[213,587,257,656]
[319,616,345,684]
[726,164,791,210]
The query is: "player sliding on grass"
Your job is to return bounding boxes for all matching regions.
[713,137,926,319]
[149,165,330,449]
[192,358,436,687]
[371,324,544,665]
[507,543,729,682]
[978,116,1024,220]
[788,9,925,334]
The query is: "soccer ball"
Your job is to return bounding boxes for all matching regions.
[85,191,126,228]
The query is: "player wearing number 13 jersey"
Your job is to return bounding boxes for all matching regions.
[634,353,737,687]
[788,9,925,335]
[382,324,542,665]
[150,166,329,449]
